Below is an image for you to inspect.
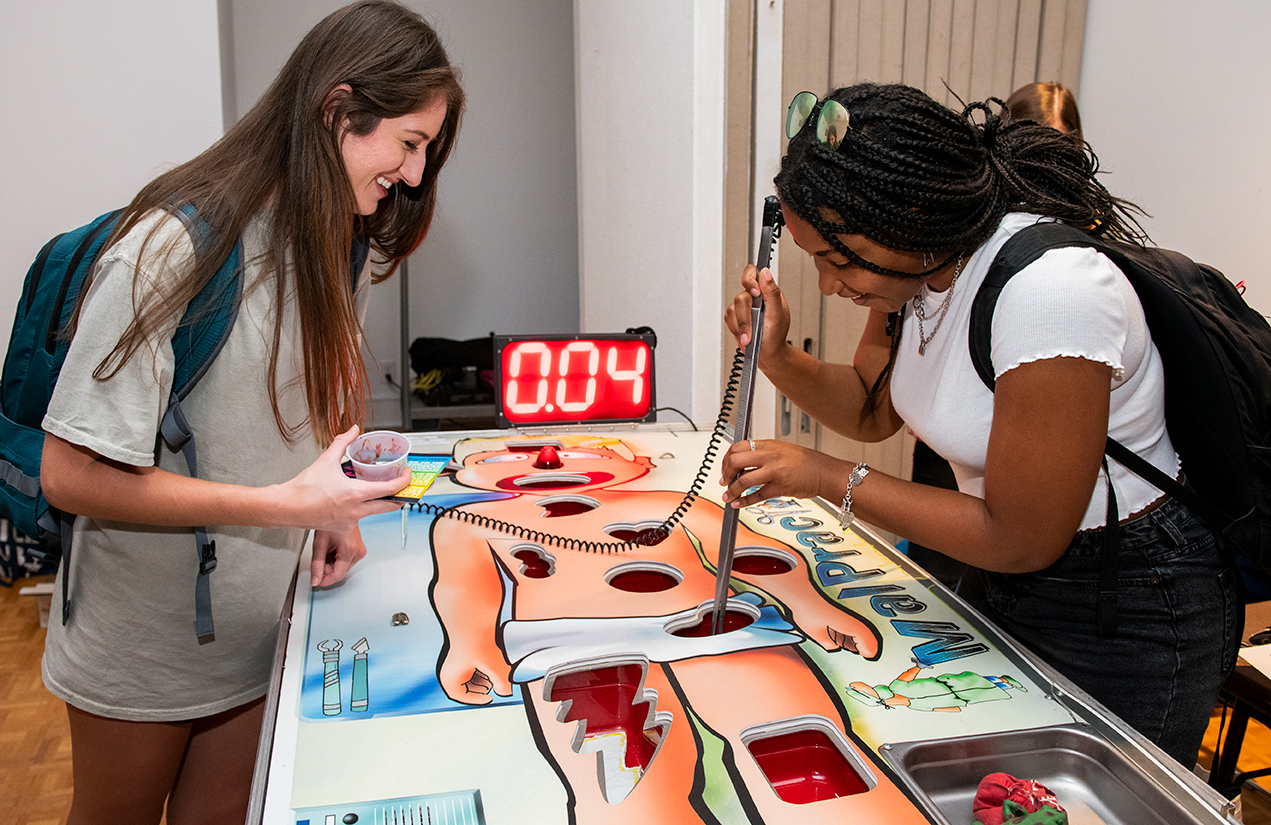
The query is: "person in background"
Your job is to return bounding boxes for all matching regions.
[1005,81,1083,142]
[721,82,1238,767]
[37,3,464,822]
[905,80,1084,589]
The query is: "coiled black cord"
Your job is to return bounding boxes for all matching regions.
[409,347,748,552]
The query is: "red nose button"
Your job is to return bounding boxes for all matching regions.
[534,445,562,469]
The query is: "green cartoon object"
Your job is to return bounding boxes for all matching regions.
[847,666,1025,712]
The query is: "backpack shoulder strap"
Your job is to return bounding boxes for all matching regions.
[169,206,246,399]
[151,218,361,641]
[158,206,246,642]
[968,222,1101,391]
[351,234,370,289]
[970,223,1123,636]
[967,222,1240,639]
[969,222,1234,530]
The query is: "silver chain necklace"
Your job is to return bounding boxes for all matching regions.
[912,253,966,356]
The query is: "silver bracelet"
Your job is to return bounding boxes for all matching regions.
[839,462,870,530]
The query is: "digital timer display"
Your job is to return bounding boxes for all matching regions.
[494,333,656,427]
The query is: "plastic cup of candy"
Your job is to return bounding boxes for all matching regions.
[345,430,411,481]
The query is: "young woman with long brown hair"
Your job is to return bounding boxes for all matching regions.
[37,3,464,821]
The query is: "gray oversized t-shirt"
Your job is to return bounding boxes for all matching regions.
[42,210,366,721]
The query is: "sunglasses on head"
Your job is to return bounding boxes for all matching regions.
[786,91,851,150]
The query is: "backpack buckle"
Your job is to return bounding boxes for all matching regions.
[199,540,217,575]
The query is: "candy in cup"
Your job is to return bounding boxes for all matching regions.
[345,430,410,482]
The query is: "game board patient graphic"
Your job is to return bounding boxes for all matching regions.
[429,435,929,825]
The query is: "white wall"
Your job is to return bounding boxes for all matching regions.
[20,2,1259,435]
[1079,0,1271,315]
[0,1,222,345]
[575,0,726,422]
[227,0,579,416]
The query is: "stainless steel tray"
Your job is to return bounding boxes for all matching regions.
[880,724,1226,825]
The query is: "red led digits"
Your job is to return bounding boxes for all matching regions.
[505,342,551,415]
[556,341,599,413]
[608,345,646,404]
[497,337,654,425]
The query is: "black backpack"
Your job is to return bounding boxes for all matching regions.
[969,222,1271,630]
[0,207,245,640]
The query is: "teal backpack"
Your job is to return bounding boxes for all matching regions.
[0,207,245,640]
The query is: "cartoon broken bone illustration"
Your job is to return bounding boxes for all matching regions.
[847,665,1027,712]
[544,656,671,804]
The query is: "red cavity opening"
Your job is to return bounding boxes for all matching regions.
[513,548,553,578]
[541,499,597,517]
[608,569,679,593]
[498,472,613,492]
[508,442,556,452]
[606,527,667,545]
[517,477,587,490]
[671,608,756,637]
[548,664,660,772]
[732,553,795,575]
[748,729,869,804]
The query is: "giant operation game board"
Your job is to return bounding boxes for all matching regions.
[253,425,1232,825]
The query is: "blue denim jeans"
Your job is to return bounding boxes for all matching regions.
[959,494,1241,766]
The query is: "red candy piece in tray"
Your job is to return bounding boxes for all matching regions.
[973,772,1067,825]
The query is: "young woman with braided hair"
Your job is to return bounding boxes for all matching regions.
[720,83,1238,767]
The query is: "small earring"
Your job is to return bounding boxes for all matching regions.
[923,251,933,267]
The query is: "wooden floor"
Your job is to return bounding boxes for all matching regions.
[1,575,73,825]
[3,576,1271,824]
[1201,706,1271,825]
